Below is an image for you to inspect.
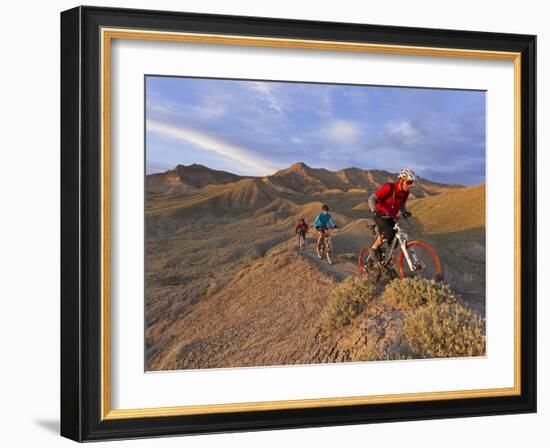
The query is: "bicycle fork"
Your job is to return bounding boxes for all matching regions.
[397,234,419,271]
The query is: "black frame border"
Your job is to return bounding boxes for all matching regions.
[61,6,536,442]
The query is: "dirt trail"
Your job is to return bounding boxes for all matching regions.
[298,236,358,281]
[299,233,484,314]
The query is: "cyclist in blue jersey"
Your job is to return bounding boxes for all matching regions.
[314,204,337,258]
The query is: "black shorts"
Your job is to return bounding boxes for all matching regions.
[373,216,396,242]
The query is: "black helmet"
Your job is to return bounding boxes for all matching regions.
[322,204,329,211]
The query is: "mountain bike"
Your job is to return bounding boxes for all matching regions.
[317,227,335,265]
[358,215,443,282]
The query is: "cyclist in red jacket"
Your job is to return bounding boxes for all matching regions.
[295,218,309,238]
[367,168,416,259]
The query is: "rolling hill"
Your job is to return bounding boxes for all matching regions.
[145,162,485,370]
[147,163,246,197]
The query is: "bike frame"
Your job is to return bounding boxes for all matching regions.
[319,227,332,247]
[360,216,441,281]
[317,226,334,258]
[380,220,419,271]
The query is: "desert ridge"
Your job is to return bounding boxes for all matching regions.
[145,163,485,370]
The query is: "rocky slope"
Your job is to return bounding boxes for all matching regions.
[145,163,485,370]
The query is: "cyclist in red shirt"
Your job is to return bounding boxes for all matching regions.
[295,218,309,238]
[295,218,309,250]
[367,169,416,259]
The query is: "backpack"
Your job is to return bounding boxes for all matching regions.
[379,182,396,206]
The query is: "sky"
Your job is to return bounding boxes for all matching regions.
[145,76,486,185]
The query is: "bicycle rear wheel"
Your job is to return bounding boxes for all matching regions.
[398,241,443,281]
[358,247,377,278]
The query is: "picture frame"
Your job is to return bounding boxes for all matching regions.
[60,5,536,442]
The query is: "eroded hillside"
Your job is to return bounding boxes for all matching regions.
[145,163,485,370]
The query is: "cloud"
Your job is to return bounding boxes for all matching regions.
[319,120,361,145]
[147,94,226,121]
[146,76,485,184]
[147,119,278,175]
[195,97,226,119]
[250,82,284,113]
[387,121,419,143]
[147,95,177,115]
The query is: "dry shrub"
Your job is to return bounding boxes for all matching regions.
[320,276,376,331]
[355,341,408,362]
[400,303,486,358]
[355,279,485,361]
[382,277,457,311]
[355,303,485,361]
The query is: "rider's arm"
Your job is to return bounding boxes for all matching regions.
[368,193,377,213]
[314,213,322,228]
[401,192,412,218]
[400,192,411,213]
[329,216,336,228]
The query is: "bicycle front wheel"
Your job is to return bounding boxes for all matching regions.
[317,242,325,259]
[326,241,334,264]
[398,241,443,282]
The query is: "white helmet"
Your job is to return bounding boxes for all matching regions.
[398,168,416,182]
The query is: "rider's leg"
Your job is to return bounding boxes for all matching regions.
[370,217,395,259]
[369,235,384,260]
[316,229,324,255]
[298,230,305,249]
[371,234,384,250]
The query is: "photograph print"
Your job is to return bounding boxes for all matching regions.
[145,76,486,371]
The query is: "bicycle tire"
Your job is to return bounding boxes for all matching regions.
[326,240,334,264]
[398,240,443,281]
[317,241,325,259]
[358,246,382,279]
[358,247,370,276]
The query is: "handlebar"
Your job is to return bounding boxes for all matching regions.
[374,213,410,220]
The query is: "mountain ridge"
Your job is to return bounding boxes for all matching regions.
[147,162,465,199]
[145,162,486,370]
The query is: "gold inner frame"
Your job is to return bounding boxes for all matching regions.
[100,27,522,420]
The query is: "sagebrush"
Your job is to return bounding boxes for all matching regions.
[400,303,486,358]
[382,277,457,310]
[355,278,485,361]
[320,276,376,331]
